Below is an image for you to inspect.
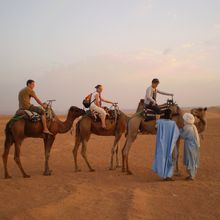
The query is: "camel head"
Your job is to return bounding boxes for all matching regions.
[69,106,85,118]
[191,107,207,121]
[169,103,181,116]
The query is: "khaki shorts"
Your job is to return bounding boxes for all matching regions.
[29,105,45,115]
[90,103,107,117]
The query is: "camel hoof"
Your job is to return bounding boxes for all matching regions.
[89,169,95,172]
[43,170,52,176]
[23,174,31,178]
[75,169,81,172]
[5,175,12,179]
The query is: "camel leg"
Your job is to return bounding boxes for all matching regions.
[115,143,120,168]
[109,134,122,170]
[43,136,55,176]
[122,117,141,175]
[174,138,181,176]
[73,135,82,172]
[81,139,95,172]
[14,141,30,178]
[2,139,13,179]
[122,134,137,175]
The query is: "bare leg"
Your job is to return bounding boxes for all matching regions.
[73,135,82,172]
[109,134,122,170]
[14,142,30,178]
[2,139,13,179]
[42,113,53,135]
[100,114,107,128]
[81,140,95,172]
[43,136,55,176]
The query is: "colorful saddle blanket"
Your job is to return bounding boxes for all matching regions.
[86,108,120,122]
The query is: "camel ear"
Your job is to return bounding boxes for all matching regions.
[204,107,207,111]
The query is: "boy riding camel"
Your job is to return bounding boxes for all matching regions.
[18,79,53,135]
[144,78,174,120]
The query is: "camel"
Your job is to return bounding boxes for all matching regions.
[73,109,129,172]
[2,106,85,179]
[121,99,207,175]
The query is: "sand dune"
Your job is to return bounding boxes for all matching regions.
[0,112,219,220]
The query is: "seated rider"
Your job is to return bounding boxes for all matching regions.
[18,79,53,135]
[144,78,173,120]
[90,85,116,129]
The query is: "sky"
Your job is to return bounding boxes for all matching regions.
[0,0,220,113]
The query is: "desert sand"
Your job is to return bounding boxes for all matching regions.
[0,109,219,220]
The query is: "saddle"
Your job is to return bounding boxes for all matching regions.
[13,107,55,123]
[142,99,174,122]
[86,107,120,123]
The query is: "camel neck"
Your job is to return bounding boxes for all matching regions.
[57,110,75,134]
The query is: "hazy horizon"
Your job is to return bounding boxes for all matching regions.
[1,0,220,114]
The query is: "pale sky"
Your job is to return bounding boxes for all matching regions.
[0,0,220,113]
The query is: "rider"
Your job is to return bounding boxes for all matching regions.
[144,78,173,120]
[90,85,116,129]
[18,79,53,135]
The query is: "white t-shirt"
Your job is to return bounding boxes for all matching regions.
[90,92,101,107]
[144,86,172,105]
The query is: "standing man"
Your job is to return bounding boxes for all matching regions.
[18,79,53,135]
[152,109,180,181]
[180,113,200,181]
[144,78,173,120]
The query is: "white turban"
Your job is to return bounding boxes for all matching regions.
[183,113,195,124]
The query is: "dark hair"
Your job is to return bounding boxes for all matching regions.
[26,79,35,86]
[164,109,172,119]
[95,84,102,89]
[152,78,160,84]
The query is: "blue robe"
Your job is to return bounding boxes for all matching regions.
[180,125,200,178]
[152,119,180,178]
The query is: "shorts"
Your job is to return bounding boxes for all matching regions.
[90,103,107,117]
[29,105,45,115]
[145,103,161,114]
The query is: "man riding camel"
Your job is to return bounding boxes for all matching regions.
[18,79,53,135]
[144,78,174,120]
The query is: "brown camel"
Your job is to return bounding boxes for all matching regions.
[73,110,129,172]
[121,99,207,175]
[2,106,85,179]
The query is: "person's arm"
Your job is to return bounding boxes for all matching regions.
[157,89,173,96]
[101,97,114,104]
[31,91,47,109]
[146,87,156,104]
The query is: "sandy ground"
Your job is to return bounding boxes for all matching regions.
[0,110,219,220]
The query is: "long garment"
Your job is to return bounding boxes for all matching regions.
[152,119,180,178]
[180,125,200,178]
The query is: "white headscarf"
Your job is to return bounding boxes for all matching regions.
[183,113,195,124]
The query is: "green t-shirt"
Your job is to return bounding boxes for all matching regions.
[18,87,36,109]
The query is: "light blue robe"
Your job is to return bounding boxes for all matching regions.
[180,125,200,178]
[152,119,180,178]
